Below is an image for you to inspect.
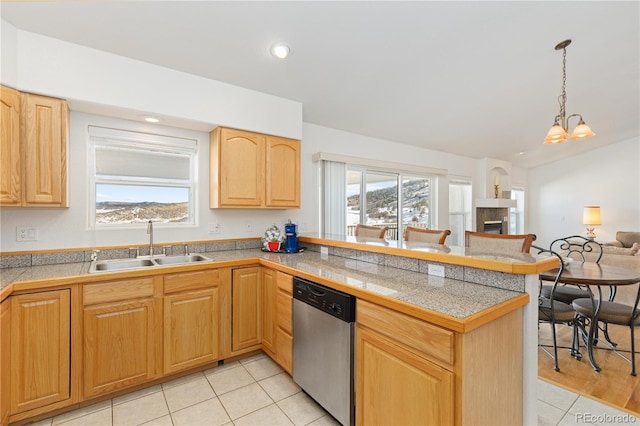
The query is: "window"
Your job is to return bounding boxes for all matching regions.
[88,126,197,227]
[344,167,433,240]
[510,187,525,234]
[448,179,472,246]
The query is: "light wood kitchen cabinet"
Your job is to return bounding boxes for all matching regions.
[231,267,262,351]
[22,93,68,207]
[209,127,300,209]
[274,271,293,375]
[0,85,68,207]
[261,267,276,355]
[356,299,454,426]
[9,290,71,415]
[0,299,10,426]
[0,85,22,206]
[83,278,161,398]
[163,270,220,374]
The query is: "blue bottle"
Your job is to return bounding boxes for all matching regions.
[284,221,298,253]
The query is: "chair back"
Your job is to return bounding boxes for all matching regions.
[465,231,537,253]
[549,235,603,264]
[404,227,450,244]
[355,224,387,239]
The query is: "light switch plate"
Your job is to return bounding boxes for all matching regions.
[427,263,445,277]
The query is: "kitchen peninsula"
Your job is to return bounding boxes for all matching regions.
[0,236,556,425]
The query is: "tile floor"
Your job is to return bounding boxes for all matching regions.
[26,352,638,426]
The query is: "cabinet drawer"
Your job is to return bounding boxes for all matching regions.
[276,291,292,334]
[357,299,454,366]
[276,272,292,294]
[164,270,219,294]
[84,278,155,305]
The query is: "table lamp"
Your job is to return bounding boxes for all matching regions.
[582,206,601,240]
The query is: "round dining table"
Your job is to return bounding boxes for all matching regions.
[539,261,640,372]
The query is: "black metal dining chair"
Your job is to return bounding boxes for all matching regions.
[534,245,582,372]
[539,236,604,305]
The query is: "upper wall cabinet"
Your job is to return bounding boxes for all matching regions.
[209,127,300,209]
[0,86,22,206]
[0,85,69,207]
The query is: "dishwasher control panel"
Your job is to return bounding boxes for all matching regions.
[293,277,355,322]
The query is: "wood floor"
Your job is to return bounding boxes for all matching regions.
[538,322,640,415]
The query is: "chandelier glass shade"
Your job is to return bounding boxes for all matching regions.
[544,40,595,145]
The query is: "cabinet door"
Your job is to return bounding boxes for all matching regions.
[356,326,454,426]
[10,290,70,414]
[265,136,300,208]
[164,288,219,374]
[83,298,158,398]
[0,85,22,206]
[21,93,68,207]
[0,300,10,425]
[217,128,265,207]
[261,268,276,354]
[231,267,261,351]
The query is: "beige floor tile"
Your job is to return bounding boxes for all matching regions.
[28,418,53,426]
[568,396,639,424]
[139,414,174,426]
[306,415,341,426]
[161,372,206,391]
[55,407,112,426]
[171,397,230,426]
[205,365,255,395]
[233,404,294,426]
[538,379,580,412]
[243,356,284,381]
[538,400,569,426]
[204,360,240,376]
[237,352,267,365]
[218,383,273,420]
[277,392,327,426]
[112,384,163,406]
[163,375,216,412]
[52,399,112,425]
[113,391,169,425]
[258,372,301,402]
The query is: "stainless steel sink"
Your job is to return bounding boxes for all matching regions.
[154,254,211,265]
[90,258,156,273]
[89,253,212,273]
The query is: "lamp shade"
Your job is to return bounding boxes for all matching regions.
[569,121,596,140]
[582,206,601,225]
[544,124,569,144]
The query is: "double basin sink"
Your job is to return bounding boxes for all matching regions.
[89,254,212,273]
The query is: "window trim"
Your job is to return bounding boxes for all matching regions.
[88,126,198,229]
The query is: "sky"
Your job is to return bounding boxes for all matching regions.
[96,184,188,204]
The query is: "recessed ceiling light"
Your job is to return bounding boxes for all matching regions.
[270,42,291,59]
[144,117,159,123]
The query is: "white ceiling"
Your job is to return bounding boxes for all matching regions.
[1,1,638,169]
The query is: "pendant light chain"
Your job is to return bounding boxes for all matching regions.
[559,47,567,122]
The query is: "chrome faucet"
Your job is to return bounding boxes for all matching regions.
[147,220,154,257]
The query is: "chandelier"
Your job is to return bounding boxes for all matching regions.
[544,39,595,144]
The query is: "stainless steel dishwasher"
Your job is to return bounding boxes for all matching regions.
[293,277,355,426]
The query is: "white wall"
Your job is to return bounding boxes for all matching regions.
[528,137,640,247]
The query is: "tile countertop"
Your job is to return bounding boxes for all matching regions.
[0,249,527,324]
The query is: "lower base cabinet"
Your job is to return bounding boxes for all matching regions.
[163,270,220,374]
[0,300,10,426]
[10,290,71,414]
[83,278,161,398]
[274,272,293,374]
[356,326,454,425]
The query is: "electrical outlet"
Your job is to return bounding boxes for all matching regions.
[16,226,38,242]
[427,263,445,277]
[320,246,329,255]
[209,223,221,234]
[245,223,253,233]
